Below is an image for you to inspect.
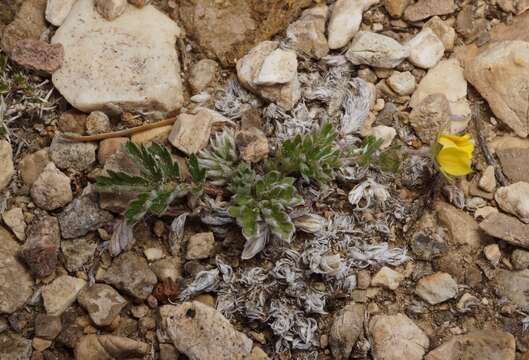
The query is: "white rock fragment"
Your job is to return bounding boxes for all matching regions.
[405,28,445,69]
[479,166,496,193]
[2,208,26,242]
[495,182,529,223]
[387,71,416,95]
[52,0,184,113]
[95,0,127,21]
[371,126,397,149]
[345,31,409,69]
[0,140,14,192]
[371,266,404,290]
[286,5,329,59]
[186,232,215,260]
[424,16,456,51]
[254,48,297,86]
[46,0,76,26]
[416,272,457,305]
[484,244,501,266]
[168,109,217,155]
[30,162,73,211]
[327,0,380,50]
[474,206,498,220]
[42,275,87,316]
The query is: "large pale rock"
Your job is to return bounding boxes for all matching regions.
[425,330,515,360]
[465,41,529,137]
[46,0,76,26]
[416,272,458,304]
[493,269,529,310]
[51,0,184,113]
[75,335,149,360]
[160,302,253,359]
[1,0,47,55]
[255,49,297,86]
[31,162,72,210]
[286,5,329,59]
[327,0,379,49]
[404,0,455,22]
[495,182,529,223]
[0,140,14,192]
[237,41,300,110]
[168,109,215,155]
[329,303,365,360]
[480,213,529,249]
[369,314,429,360]
[345,31,409,69]
[42,275,87,316]
[0,227,33,314]
[405,28,444,69]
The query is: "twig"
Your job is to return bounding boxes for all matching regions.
[61,117,177,142]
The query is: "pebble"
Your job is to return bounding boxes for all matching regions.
[493,269,529,309]
[383,0,410,17]
[169,109,215,154]
[85,111,111,135]
[42,275,87,316]
[78,284,128,327]
[371,266,404,290]
[387,71,416,95]
[497,148,529,183]
[159,343,179,360]
[474,206,498,220]
[74,335,149,360]
[424,16,456,50]
[0,333,32,360]
[404,0,456,22]
[480,213,529,249]
[345,31,409,69]
[144,247,164,261]
[33,337,52,351]
[371,125,397,149]
[484,244,501,266]
[35,314,62,340]
[30,162,73,211]
[370,313,429,360]
[495,182,529,223]
[160,302,253,359]
[45,0,76,26]
[19,148,51,186]
[436,201,482,250]
[254,48,297,86]
[0,140,14,192]
[329,303,365,360]
[11,39,64,74]
[2,207,26,242]
[415,272,458,305]
[49,134,97,171]
[95,0,127,21]
[186,232,216,260]
[98,137,128,165]
[286,5,329,59]
[61,237,98,272]
[0,226,34,314]
[479,166,497,193]
[1,0,47,55]
[101,252,157,300]
[456,293,480,313]
[512,249,529,270]
[405,28,444,69]
[235,127,270,163]
[189,59,219,93]
[409,93,451,144]
[150,257,182,282]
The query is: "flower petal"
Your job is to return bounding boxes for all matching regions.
[436,147,472,176]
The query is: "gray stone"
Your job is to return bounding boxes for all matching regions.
[42,275,87,316]
[160,302,253,359]
[61,237,98,272]
[416,272,458,305]
[1,0,47,55]
[405,28,444,69]
[386,71,415,96]
[0,140,14,192]
[404,0,455,22]
[35,314,62,340]
[31,162,73,210]
[329,303,365,360]
[11,39,64,74]
[52,0,184,113]
[168,110,213,155]
[86,111,111,135]
[345,31,409,69]
[497,148,529,183]
[189,59,218,93]
[480,213,529,249]
[78,284,127,327]
[0,226,33,314]
[46,0,76,26]
[495,182,529,223]
[101,252,157,300]
[512,249,529,270]
[410,232,448,260]
[409,93,451,144]
[286,5,329,59]
[49,135,97,171]
[0,332,32,360]
[493,269,529,310]
[2,207,26,241]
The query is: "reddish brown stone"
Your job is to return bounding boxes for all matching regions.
[11,39,64,74]
[58,111,86,135]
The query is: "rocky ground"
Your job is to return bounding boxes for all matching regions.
[1,0,529,359]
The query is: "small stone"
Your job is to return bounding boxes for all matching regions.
[416,272,458,305]
[1,0,47,55]
[33,337,52,352]
[160,302,253,359]
[101,252,157,300]
[235,127,269,163]
[410,232,448,260]
[18,215,60,278]
[31,162,73,211]
[512,250,529,270]
[371,125,396,149]
[58,111,87,134]
[251,346,270,360]
[383,0,410,17]
[371,266,404,290]
[35,314,62,340]
[0,140,14,192]
[357,270,371,289]
[58,191,113,239]
[387,71,415,95]
[130,125,172,145]
[19,148,51,186]
[98,137,128,165]
[189,59,218,93]
[168,110,213,155]
[483,244,501,266]
[85,111,111,135]
[95,0,127,21]
[480,213,529,249]
[0,226,33,314]
[151,257,182,282]
[61,237,97,272]
[329,303,365,359]
[159,343,179,360]
[42,275,87,316]
[405,28,444,69]
[45,0,76,26]
[11,39,64,74]
[286,5,329,59]
[474,206,498,220]
[2,207,26,241]
[497,148,529,183]
[128,0,151,7]
[479,166,496,193]
[345,31,409,69]
[404,0,456,22]
[456,293,480,313]
[495,182,529,223]
[424,16,456,51]
[436,201,483,250]
[327,0,380,50]
[186,232,215,260]
[74,335,150,360]
[409,93,451,144]
[254,49,297,86]
[49,134,97,171]
[370,313,429,360]
[78,284,128,327]
[493,269,529,310]
[0,332,32,360]
[144,247,164,261]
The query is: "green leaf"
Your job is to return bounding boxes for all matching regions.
[188,154,206,183]
[124,192,152,224]
[148,143,180,181]
[148,190,176,215]
[229,204,260,238]
[96,170,151,193]
[262,202,295,242]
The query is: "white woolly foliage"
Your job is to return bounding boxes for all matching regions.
[264,102,318,144]
[198,129,238,186]
[340,78,375,135]
[214,80,258,119]
[347,242,409,268]
[348,178,391,211]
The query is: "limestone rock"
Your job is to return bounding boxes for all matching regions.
[479,166,497,193]
[19,148,50,186]
[58,111,86,134]
[128,0,151,7]
[383,0,410,17]
[493,269,529,310]
[0,333,32,360]
[189,59,218,94]
[369,313,429,360]
[329,303,365,360]
[2,207,26,241]
[345,31,409,69]
[512,249,529,270]
[18,215,60,278]
[95,0,127,21]
[425,330,515,360]
[86,111,111,135]
[235,127,269,163]
[52,0,184,113]
[404,0,455,22]
[151,257,182,282]
[74,334,149,360]
[35,314,62,340]
[49,135,97,171]
[465,41,529,137]
[78,284,127,327]
[42,275,87,316]
[436,202,482,250]
[495,182,529,223]
[416,272,458,304]
[286,5,329,59]
[480,212,529,249]
[1,0,47,55]
[497,148,529,183]
[409,94,451,144]
[255,48,297,86]
[98,137,128,165]
[31,162,72,210]
[61,237,97,272]
[46,0,76,26]
[0,226,33,314]
[0,140,14,192]
[484,244,501,266]
[58,191,113,239]
[186,232,215,260]
[327,0,380,50]
[168,109,214,154]
[387,71,415,95]
[237,41,300,110]
[371,266,404,290]
[371,125,397,149]
[160,302,253,359]
[11,39,64,74]
[405,28,444,69]
[101,252,157,300]
[424,16,456,51]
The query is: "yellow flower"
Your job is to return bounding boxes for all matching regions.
[433,134,474,178]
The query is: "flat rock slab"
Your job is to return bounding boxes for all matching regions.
[497,148,529,183]
[480,212,529,249]
[51,0,184,113]
[493,269,529,310]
